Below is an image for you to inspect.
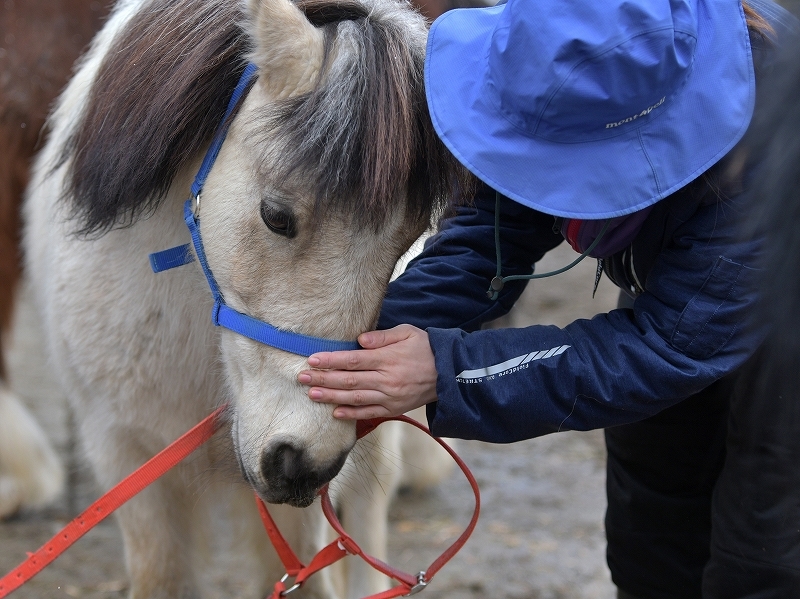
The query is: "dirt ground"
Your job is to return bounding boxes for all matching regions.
[1,242,620,599]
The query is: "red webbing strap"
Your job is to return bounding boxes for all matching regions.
[260,415,481,599]
[295,540,348,584]
[380,416,481,581]
[255,495,305,575]
[258,497,350,599]
[320,492,418,587]
[0,406,226,599]
[330,416,481,588]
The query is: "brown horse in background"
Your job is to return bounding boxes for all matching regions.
[0,0,108,519]
[0,0,107,378]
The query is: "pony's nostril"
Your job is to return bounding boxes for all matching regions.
[256,441,350,507]
[261,442,305,484]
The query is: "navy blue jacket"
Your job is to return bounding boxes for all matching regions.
[379,178,764,442]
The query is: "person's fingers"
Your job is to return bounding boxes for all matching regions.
[331,404,391,420]
[307,386,388,406]
[307,325,420,367]
[306,348,380,370]
[298,367,383,390]
[357,324,415,349]
[299,324,436,419]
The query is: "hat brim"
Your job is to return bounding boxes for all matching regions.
[425,0,755,219]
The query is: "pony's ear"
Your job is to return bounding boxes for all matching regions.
[245,0,325,99]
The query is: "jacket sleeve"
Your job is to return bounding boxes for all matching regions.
[425,191,767,442]
[378,182,564,332]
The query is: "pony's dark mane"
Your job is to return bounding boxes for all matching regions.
[63,0,468,235]
[62,0,249,235]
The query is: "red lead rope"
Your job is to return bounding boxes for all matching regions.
[0,406,226,599]
[0,411,479,599]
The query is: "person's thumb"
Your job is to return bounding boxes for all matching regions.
[358,324,416,349]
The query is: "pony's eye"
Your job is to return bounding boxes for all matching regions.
[260,202,296,238]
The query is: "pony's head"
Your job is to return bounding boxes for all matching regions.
[63,0,467,506]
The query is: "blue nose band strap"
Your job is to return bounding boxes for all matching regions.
[149,63,360,357]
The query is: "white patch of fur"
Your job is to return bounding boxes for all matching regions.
[0,385,64,518]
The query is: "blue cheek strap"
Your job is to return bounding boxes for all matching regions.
[147,63,360,357]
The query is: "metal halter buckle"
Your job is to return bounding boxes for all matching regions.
[279,573,302,596]
[192,193,201,219]
[405,571,428,596]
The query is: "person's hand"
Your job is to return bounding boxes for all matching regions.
[297,324,438,419]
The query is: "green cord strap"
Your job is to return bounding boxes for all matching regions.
[486,192,611,300]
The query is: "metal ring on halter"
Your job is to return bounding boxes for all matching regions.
[406,571,428,596]
[193,193,201,219]
[279,573,302,596]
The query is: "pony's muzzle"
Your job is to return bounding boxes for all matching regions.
[256,441,349,507]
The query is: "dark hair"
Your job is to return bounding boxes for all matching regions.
[742,0,775,41]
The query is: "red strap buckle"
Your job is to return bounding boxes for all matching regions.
[276,573,302,596]
[406,572,428,596]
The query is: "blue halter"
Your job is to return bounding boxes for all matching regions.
[148,63,360,356]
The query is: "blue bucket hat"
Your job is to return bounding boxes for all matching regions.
[425,0,755,219]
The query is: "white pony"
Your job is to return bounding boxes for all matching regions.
[23,0,465,596]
